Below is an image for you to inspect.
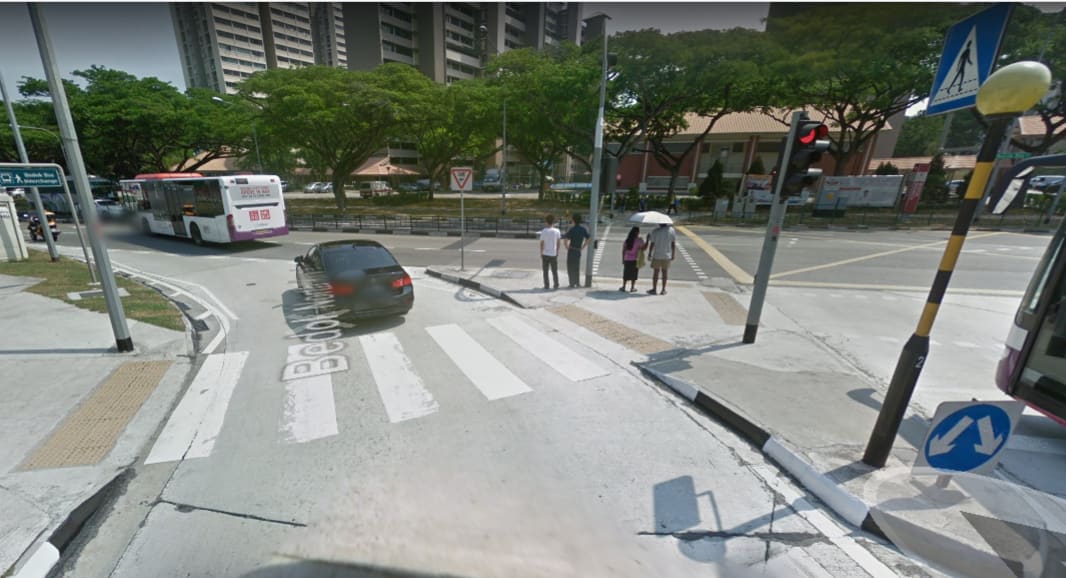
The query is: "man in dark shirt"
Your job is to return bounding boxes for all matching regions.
[563,214,590,288]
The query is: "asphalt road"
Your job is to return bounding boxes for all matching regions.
[45,224,908,576]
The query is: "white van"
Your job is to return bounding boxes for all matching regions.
[359,181,392,198]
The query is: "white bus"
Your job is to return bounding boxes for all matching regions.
[120,173,288,244]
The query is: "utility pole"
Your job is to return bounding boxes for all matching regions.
[29,4,133,352]
[0,71,59,262]
[583,12,610,288]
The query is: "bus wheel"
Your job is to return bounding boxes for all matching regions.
[190,224,203,246]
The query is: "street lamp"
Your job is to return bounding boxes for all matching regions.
[583,12,610,288]
[862,61,1053,468]
[212,96,263,173]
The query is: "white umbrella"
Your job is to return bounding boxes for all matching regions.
[628,210,673,225]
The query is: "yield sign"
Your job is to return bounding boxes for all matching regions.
[450,167,473,192]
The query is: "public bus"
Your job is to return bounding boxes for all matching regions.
[994,154,1066,424]
[120,173,288,244]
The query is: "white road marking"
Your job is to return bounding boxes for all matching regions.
[591,223,611,276]
[279,344,338,443]
[414,247,437,251]
[954,341,978,348]
[676,244,709,280]
[881,295,897,301]
[487,315,609,382]
[145,351,248,464]
[427,324,532,400]
[877,336,900,344]
[359,332,439,423]
[206,255,228,260]
[751,465,900,578]
[194,311,213,321]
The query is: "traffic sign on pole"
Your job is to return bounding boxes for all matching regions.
[450,167,473,192]
[925,3,1012,117]
[914,401,1023,475]
[0,166,62,187]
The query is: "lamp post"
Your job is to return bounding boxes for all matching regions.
[862,61,1053,468]
[583,12,610,288]
[10,123,96,282]
[212,96,263,173]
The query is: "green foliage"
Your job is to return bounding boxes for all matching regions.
[699,159,724,198]
[874,162,900,175]
[241,65,397,210]
[747,156,766,174]
[895,114,944,157]
[925,152,949,202]
[767,4,974,175]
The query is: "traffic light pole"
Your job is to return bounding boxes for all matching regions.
[743,111,802,344]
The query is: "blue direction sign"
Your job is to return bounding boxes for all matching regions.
[915,401,1024,475]
[925,3,1013,117]
[0,166,62,188]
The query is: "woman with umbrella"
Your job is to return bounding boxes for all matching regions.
[629,211,675,295]
[620,226,646,292]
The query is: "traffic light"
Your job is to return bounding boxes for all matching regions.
[781,116,830,197]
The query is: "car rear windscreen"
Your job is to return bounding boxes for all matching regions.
[323,245,398,271]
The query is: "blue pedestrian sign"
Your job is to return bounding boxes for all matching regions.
[0,165,62,188]
[925,3,1013,117]
[915,401,1024,475]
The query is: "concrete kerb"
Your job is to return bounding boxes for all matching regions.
[635,363,891,544]
[424,266,527,309]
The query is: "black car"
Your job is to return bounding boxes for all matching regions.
[294,240,413,319]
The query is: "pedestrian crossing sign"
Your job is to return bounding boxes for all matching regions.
[925,3,1012,117]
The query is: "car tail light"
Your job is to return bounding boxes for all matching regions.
[328,282,355,296]
[391,274,412,289]
[226,214,235,231]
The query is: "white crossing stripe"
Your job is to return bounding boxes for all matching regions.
[145,351,248,464]
[676,244,708,280]
[591,223,611,275]
[881,295,897,301]
[954,341,979,348]
[487,315,609,382]
[359,332,439,423]
[427,324,531,400]
[279,344,339,443]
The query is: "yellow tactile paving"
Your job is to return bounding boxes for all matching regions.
[20,360,173,470]
[549,305,673,355]
[703,292,747,326]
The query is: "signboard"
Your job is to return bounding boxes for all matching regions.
[997,152,1033,160]
[925,3,1013,117]
[816,176,904,210]
[745,174,807,207]
[450,167,473,192]
[903,164,930,214]
[0,166,62,187]
[914,400,1024,475]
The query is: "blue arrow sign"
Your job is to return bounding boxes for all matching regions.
[925,3,1013,117]
[922,403,1014,473]
[0,167,62,187]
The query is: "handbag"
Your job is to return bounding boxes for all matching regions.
[636,250,645,269]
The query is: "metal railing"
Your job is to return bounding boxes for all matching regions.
[286,213,548,235]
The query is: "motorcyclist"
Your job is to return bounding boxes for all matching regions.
[28,215,41,241]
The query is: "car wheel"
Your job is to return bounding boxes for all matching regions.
[190,224,203,246]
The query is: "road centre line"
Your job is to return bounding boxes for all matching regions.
[675,225,754,284]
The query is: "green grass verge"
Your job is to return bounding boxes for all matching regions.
[0,250,186,332]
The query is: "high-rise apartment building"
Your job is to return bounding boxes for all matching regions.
[342,3,583,84]
[172,2,343,94]
[174,3,582,92]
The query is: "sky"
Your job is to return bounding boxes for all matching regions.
[0,2,769,96]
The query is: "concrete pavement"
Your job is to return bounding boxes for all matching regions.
[428,263,1066,578]
[0,272,193,578]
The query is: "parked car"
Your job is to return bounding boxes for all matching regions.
[304,182,323,193]
[294,240,413,319]
[93,198,127,219]
[398,182,421,193]
[280,180,290,192]
[415,179,440,192]
[359,181,392,198]
[323,183,334,194]
[1031,175,1065,191]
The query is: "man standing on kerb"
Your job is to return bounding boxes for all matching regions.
[563,214,590,288]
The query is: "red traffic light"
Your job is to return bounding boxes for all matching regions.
[798,123,829,145]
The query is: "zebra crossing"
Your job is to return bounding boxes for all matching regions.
[144,313,611,466]
[675,243,709,281]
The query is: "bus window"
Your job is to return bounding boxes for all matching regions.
[193,180,224,217]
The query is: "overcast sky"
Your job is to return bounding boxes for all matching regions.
[0,2,768,96]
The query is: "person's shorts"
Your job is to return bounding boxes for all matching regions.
[651,258,671,270]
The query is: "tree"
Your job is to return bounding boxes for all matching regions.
[747,156,766,174]
[767,4,974,175]
[698,159,724,199]
[874,162,900,175]
[381,63,497,200]
[241,66,397,209]
[489,45,599,199]
[925,152,949,202]
[610,28,775,204]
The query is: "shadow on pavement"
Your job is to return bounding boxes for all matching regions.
[0,347,115,355]
[99,227,282,256]
[240,560,403,578]
[280,289,406,337]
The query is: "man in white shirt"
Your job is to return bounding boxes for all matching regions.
[539,214,561,290]
[646,223,676,295]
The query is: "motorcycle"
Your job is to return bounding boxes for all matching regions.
[28,212,60,242]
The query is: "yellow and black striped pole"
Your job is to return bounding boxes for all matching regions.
[862,61,1051,468]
